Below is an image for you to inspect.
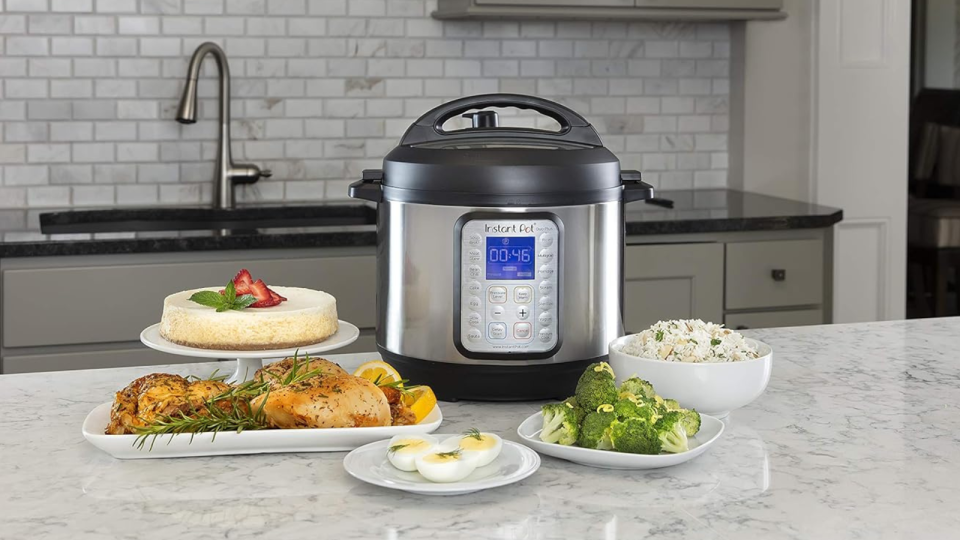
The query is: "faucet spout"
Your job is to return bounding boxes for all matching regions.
[177,42,268,209]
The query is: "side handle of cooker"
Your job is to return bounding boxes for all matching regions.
[621,170,654,203]
[348,169,383,203]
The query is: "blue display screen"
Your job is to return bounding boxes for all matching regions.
[486,237,535,280]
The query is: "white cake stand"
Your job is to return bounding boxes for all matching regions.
[140,320,361,383]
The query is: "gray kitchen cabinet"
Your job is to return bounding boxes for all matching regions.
[0,247,376,374]
[434,0,785,20]
[625,228,833,331]
[623,243,724,333]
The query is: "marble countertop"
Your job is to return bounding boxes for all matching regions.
[1,318,945,540]
[0,189,841,257]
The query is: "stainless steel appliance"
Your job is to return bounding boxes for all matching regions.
[349,94,653,400]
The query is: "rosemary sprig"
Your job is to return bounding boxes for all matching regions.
[463,428,483,441]
[373,376,420,397]
[186,369,228,383]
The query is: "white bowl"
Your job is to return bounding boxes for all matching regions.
[607,336,773,418]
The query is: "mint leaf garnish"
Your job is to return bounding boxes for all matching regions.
[189,281,257,312]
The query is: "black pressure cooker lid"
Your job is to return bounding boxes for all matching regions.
[351,94,653,207]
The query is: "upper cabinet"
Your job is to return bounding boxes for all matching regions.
[433,0,785,21]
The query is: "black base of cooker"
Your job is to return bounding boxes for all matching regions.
[379,347,602,402]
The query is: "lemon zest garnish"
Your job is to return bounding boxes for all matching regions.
[596,404,614,413]
[565,402,574,409]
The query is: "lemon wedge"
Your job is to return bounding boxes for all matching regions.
[403,386,438,424]
[353,360,402,386]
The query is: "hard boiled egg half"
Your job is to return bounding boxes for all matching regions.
[442,430,503,467]
[386,434,438,472]
[415,446,477,483]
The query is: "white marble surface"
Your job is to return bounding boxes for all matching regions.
[2,319,960,539]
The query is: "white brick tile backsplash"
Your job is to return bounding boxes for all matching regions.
[0,10,729,209]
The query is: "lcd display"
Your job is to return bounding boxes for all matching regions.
[485,236,535,280]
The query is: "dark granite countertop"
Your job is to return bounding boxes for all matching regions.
[0,190,841,258]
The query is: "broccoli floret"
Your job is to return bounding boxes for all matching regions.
[619,376,656,400]
[678,408,701,436]
[577,410,616,450]
[663,398,681,411]
[562,396,587,424]
[540,402,580,446]
[612,397,661,424]
[574,365,618,412]
[655,411,690,453]
[609,418,662,455]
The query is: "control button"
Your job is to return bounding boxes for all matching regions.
[467,265,482,278]
[539,281,554,294]
[517,306,530,320]
[466,280,481,294]
[538,311,553,326]
[514,322,532,339]
[538,296,554,310]
[514,285,533,304]
[467,296,482,310]
[488,286,507,304]
[539,233,554,247]
[468,248,482,263]
[491,305,505,319]
[466,233,482,247]
[467,311,482,327]
[538,264,554,279]
[538,249,554,262]
[467,328,482,342]
[489,322,507,340]
[538,328,554,343]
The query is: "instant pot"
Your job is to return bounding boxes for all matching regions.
[349,94,652,401]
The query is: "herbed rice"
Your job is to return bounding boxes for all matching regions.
[616,319,760,363]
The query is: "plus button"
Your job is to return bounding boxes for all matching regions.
[517,306,530,320]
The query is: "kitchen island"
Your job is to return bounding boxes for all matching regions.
[3,318,951,540]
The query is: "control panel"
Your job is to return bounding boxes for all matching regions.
[457,216,561,356]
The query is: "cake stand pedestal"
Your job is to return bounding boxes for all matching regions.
[139,321,361,383]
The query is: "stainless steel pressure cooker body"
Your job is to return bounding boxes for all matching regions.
[349,94,653,401]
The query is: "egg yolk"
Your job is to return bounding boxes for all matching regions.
[422,452,460,464]
[459,435,495,451]
[393,439,431,453]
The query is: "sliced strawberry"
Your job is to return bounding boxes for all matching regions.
[250,296,281,308]
[267,286,287,302]
[233,269,254,288]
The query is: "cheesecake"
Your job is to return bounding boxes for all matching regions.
[159,284,339,351]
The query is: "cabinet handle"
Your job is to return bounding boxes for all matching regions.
[735,325,749,330]
[771,269,786,282]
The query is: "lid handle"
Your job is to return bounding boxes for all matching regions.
[399,93,604,147]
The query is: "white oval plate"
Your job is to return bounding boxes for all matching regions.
[517,411,724,469]
[343,435,540,496]
[139,320,360,359]
[83,402,442,460]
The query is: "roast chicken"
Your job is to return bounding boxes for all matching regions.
[250,373,391,428]
[105,373,232,435]
[106,357,416,434]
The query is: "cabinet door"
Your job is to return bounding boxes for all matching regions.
[623,243,724,333]
[725,239,823,310]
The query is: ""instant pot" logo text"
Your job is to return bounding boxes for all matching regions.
[484,223,534,233]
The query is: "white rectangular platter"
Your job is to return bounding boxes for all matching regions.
[83,402,443,459]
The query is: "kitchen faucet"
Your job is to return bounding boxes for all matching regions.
[176,42,270,210]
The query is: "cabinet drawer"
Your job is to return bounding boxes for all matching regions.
[724,309,823,330]
[725,240,823,310]
[2,255,376,348]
